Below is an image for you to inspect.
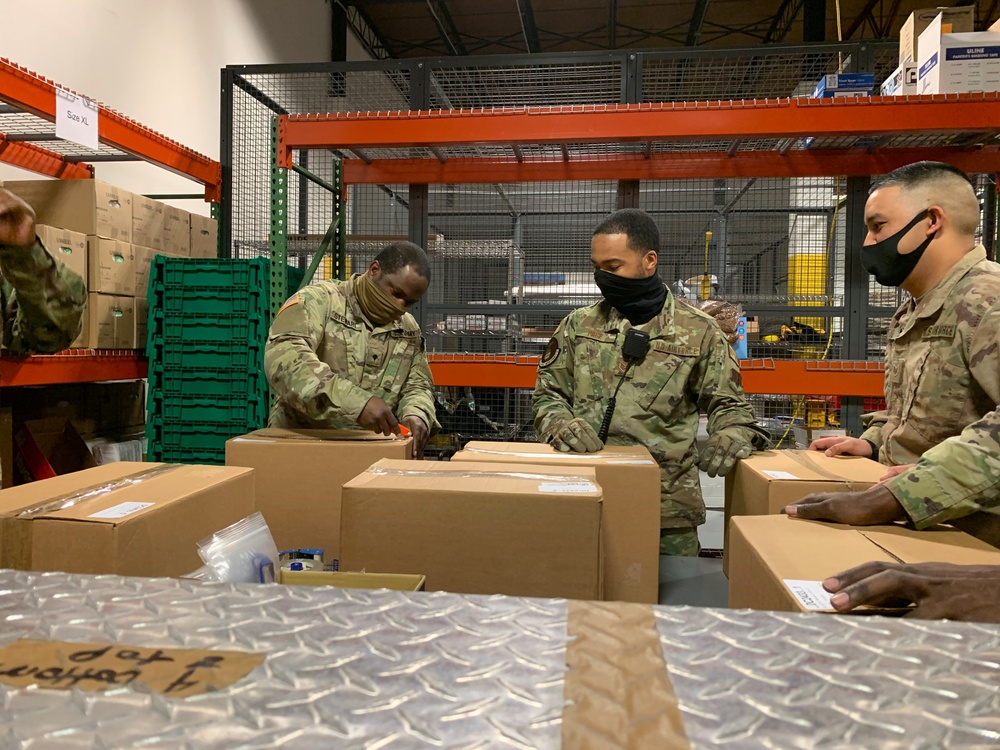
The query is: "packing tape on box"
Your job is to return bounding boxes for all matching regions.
[783,449,868,488]
[562,600,690,749]
[14,465,180,518]
[365,465,597,485]
[462,446,654,464]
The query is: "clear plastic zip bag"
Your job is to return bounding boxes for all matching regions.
[190,512,279,584]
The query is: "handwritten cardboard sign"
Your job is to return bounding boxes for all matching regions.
[0,639,265,697]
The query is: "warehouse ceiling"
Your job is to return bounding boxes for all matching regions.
[340,0,990,59]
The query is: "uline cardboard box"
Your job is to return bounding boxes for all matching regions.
[86,294,135,349]
[341,458,603,600]
[452,441,659,604]
[36,225,87,289]
[163,205,191,255]
[132,195,165,251]
[134,246,186,299]
[225,429,412,563]
[190,214,218,258]
[134,298,149,352]
[900,5,975,65]
[729,515,1000,613]
[918,16,1000,95]
[4,180,132,242]
[87,237,135,296]
[0,462,255,578]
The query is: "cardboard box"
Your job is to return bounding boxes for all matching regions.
[134,297,148,351]
[85,294,135,349]
[340,458,604,600]
[36,225,87,288]
[0,462,255,577]
[811,73,875,98]
[87,237,135,296]
[132,195,165,251]
[792,426,847,450]
[918,19,1000,95]
[900,5,975,64]
[724,450,886,572]
[728,515,1000,613]
[134,246,186,299]
[278,568,426,591]
[880,62,919,96]
[12,417,97,484]
[4,180,132,241]
[189,214,217,258]
[163,205,191,255]
[225,429,412,563]
[452,441,660,604]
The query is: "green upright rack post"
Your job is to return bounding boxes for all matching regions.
[270,117,289,317]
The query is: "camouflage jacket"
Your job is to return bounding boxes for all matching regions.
[533,290,768,528]
[1,239,85,356]
[865,246,1000,545]
[265,277,440,434]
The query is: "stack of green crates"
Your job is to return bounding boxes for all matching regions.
[145,257,305,464]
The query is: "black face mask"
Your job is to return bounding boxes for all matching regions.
[594,269,667,325]
[861,210,934,287]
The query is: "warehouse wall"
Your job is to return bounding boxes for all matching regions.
[0,0,342,214]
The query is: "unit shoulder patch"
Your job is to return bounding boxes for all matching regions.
[277,294,301,316]
[540,337,561,368]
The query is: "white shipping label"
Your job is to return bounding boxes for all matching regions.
[763,470,799,480]
[55,88,99,150]
[783,579,834,611]
[538,482,598,494]
[88,502,154,519]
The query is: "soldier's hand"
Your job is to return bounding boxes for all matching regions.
[809,436,873,458]
[784,484,906,525]
[878,463,914,483]
[698,427,753,477]
[357,396,399,437]
[0,189,36,249]
[549,418,603,453]
[823,561,1000,622]
[400,416,429,459]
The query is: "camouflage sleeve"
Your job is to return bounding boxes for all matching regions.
[531,316,577,440]
[264,290,373,424]
[860,410,887,447]
[692,326,770,447]
[397,343,441,435]
[0,238,85,355]
[885,307,1000,528]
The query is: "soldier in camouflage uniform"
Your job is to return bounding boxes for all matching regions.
[265,241,440,458]
[533,209,769,556]
[790,162,1000,548]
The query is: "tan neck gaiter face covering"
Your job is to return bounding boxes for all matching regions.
[355,273,405,325]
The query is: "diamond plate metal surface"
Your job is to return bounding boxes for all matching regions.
[1,570,1000,748]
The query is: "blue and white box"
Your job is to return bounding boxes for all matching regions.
[918,13,1000,94]
[811,73,875,98]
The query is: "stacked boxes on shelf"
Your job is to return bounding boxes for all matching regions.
[145,257,303,465]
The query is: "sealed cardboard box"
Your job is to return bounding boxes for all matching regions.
[453,441,659,604]
[900,5,975,64]
[163,205,191,255]
[279,568,426,591]
[190,214,218,258]
[134,298,148,351]
[70,309,88,349]
[918,18,1000,95]
[12,417,97,484]
[810,73,874,98]
[729,514,1000,613]
[225,429,412,563]
[0,462,255,577]
[85,294,135,349]
[880,62,918,96]
[4,180,132,241]
[132,195,165,251]
[341,458,603,600]
[36,225,87,288]
[87,237,135,296]
[134,246,186,299]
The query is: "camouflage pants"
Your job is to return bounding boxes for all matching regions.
[659,527,701,557]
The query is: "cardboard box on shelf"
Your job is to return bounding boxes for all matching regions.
[4,180,132,241]
[900,5,975,64]
[12,417,97,484]
[880,62,919,96]
[85,294,135,349]
[70,310,88,349]
[340,458,604,600]
[189,214,218,258]
[918,17,1000,95]
[225,429,412,564]
[134,298,148,351]
[452,441,659,604]
[278,568,426,591]
[810,73,875,98]
[0,462,255,578]
[132,195,165,251]
[728,514,1000,613]
[163,205,191,255]
[134,246,187,299]
[36,225,87,288]
[87,237,135,296]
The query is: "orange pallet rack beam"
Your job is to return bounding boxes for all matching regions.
[0,351,148,387]
[0,132,94,180]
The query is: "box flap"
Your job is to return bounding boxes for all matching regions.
[229,428,404,444]
[460,441,656,465]
[741,450,885,484]
[859,525,1000,565]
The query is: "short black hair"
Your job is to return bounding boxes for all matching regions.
[593,209,660,254]
[871,161,975,194]
[374,241,431,281]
